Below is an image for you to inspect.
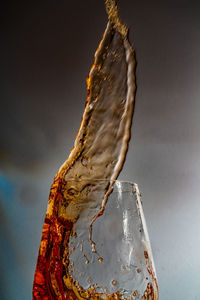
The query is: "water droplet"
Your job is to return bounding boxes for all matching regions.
[98,257,103,262]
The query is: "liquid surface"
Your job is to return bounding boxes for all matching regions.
[31,1,156,299]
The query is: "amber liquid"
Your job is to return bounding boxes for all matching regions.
[32,179,109,300]
[32,179,157,300]
[33,178,145,300]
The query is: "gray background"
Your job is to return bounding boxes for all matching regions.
[1,0,200,299]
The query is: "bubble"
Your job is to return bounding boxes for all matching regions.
[111,279,117,286]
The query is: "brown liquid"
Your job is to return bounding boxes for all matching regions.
[32,0,152,299]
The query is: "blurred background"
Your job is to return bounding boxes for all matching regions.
[1,0,200,299]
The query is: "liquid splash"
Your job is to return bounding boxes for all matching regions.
[32,0,138,299]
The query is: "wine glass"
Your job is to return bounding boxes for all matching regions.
[66,180,159,299]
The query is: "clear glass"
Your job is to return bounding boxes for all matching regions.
[67,180,159,299]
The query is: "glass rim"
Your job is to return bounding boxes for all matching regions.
[64,178,138,185]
